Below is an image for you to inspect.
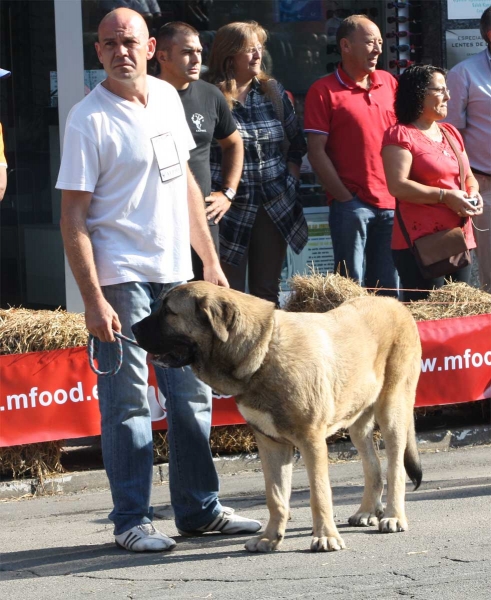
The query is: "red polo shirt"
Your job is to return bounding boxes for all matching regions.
[305,66,397,209]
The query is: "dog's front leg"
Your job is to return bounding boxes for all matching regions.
[245,431,293,553]
[299,435,346,552]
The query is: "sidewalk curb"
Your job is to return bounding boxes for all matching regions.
[1,425,489,500]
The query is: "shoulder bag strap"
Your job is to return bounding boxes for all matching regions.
[440,126,468,228]
[265,79,285,127]
[265,79,290,157]
[395,201,414,250]
[440,126,465,191]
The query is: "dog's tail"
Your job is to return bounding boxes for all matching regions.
[404,417,422,490]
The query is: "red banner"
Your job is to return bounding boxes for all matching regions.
[0,314,489,447]
[416,314,491,405]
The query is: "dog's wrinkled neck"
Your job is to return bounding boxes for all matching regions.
[194,306,277,396]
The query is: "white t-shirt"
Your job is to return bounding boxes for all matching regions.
[56,76,195,286]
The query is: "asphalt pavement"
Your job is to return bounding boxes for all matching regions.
[1,442,490,600]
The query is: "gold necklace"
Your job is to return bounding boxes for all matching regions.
[412,122,452,155]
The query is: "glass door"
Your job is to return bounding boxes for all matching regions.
[0,0,66,309]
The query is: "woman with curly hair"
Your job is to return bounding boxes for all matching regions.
[382,64,483,301]
[206,21,308,306]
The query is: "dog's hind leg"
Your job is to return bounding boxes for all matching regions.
[347,409,384,527]
[297,433,346,552]
[375,395,414,533]
[244,431,293,553]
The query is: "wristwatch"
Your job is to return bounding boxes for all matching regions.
[222,187,236,201]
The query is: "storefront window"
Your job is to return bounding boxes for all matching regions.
[0,0,65,309]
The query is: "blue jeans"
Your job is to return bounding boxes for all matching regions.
[97,281,221,535]
[329,195,398,296]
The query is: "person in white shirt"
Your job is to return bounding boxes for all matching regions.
[57,7,261,553]
[446,6,491,292]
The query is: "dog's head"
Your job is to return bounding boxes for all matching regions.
[132,282,272,369]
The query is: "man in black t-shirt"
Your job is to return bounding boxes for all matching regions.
[156,22,244,280]
[153,23,260,541]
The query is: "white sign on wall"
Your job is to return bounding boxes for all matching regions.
[447,0,489,21]
[446,29,487,68]
[280,207,334,293]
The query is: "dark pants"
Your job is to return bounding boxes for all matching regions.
[221,205,287,306]
[392,248,471,302]
[190,223,220,282]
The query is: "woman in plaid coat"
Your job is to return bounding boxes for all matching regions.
[207,21,308,306]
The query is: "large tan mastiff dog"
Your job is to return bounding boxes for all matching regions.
[132,281,422,553]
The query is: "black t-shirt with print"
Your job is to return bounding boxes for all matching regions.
[178,79,236,198]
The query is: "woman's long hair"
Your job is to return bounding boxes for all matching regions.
[206,21,270,108]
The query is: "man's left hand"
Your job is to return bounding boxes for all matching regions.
[205,191,232,224]
[203,264,229,288]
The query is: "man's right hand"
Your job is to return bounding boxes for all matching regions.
[205,191,232,224]
[84,296,122,342]
[336,192,355,203]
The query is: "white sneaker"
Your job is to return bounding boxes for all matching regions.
[115,523,176,552]
[178,506,262,537]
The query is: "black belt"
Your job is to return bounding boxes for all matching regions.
[472,167,491,177]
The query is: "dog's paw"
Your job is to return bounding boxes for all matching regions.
[244,535,282,553]
[379,517,408,533]
[348,509,383,527]
[311,535,346,552]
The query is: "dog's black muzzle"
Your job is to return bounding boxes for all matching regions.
[132,315,197,369]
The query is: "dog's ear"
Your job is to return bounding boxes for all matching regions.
[198,296,238,343]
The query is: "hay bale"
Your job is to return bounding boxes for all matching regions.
[0,307,87,355]
[0,308,86,482]
[284,272,367,313]
[284,273,490,321]
[153,425,258,462]
[0,441,64,481]
[405,282,491,321]
[153,431,169,462]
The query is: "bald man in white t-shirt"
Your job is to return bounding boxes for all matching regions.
[57,7,260,553]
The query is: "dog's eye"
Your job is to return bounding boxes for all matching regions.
[163,303,177,316]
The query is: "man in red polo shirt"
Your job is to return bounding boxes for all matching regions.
[305,15,398,295]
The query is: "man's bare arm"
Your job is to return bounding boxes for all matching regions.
[60,189,121,341]
[205,130,243,223]
[0,166,7,202]
[307,133,352,202]
[187,165,229,287]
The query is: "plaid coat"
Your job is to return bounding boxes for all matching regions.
[210,79,308,267]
